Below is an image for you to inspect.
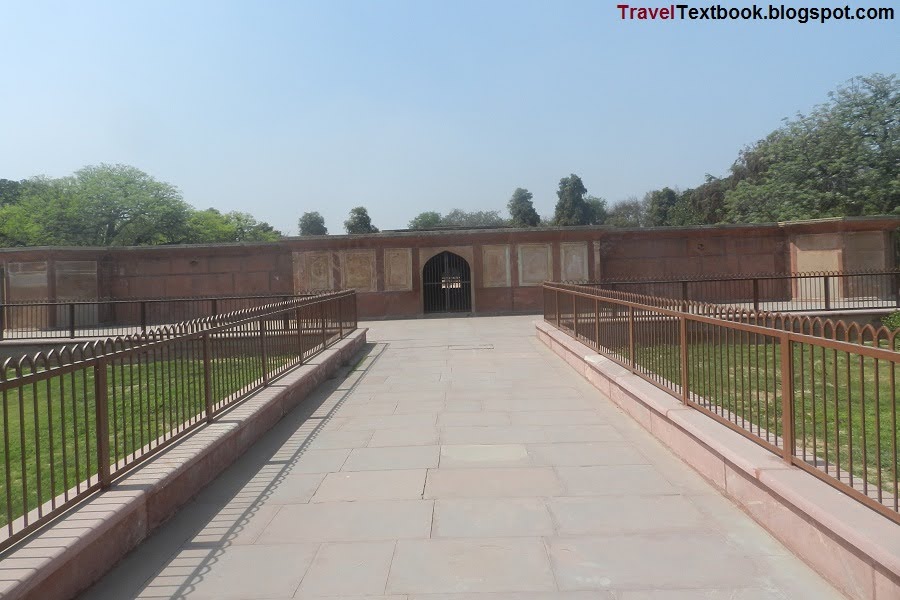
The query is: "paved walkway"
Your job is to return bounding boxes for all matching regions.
[82,316,842,600]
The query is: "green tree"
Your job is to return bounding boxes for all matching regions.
[344,206,379,234]
[298,211,328,235]
[186,209,282,243]
[0,166,190,246]
[585,195,608,225]
[668,176,729,226]
[74,164,190,245]
[0,179,22,206]
[725,74,900,222]
[226,211,282,241]
[606,196,648,228]
[507,188,540,227]
[408,211,443,229]
[553,174,589,226]
[185,208,237,243]
[644,187,679,227]
[441,209,507,228]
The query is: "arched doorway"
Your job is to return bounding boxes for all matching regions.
[423,251,472,313]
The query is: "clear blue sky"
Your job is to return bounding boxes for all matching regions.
[1,1,896,233]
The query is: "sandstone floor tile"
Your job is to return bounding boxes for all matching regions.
[440,400,484,412]
[312,470,426,502]
[369,427,440,447]
[135,544,318,600]
[394,400,446,413]
[265,472,327,504]
[547,495,707,535]
[438,444,531,468]
[189,502,282,546]
[306,430,374,450]
[342,446,441,471]
[406,594,609,600]
[509,410,606,425]
[336,402,398,416]
[256,499,433,543]
[424,467,562,498]
[439,425,547,445]
[548,533,758,590]
[555,465,678,496]
[295,596,408,600]
[291,448,352,473]
[483,398,591,412]
[340,414,438,431]
[527,442,649,466]
[298,541,396,596]
[615,589,787,600]
[437,411,511,426]
[432,498,554,537]
[387,538,556,594]
[541,425,625,442]
[686,493,793,557]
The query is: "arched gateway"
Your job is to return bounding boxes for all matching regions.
[422,251,472,313]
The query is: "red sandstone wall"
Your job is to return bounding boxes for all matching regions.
[1,218,896,319]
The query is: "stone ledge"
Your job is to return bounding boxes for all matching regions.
[536,319,900,600]
[0,328,367,600]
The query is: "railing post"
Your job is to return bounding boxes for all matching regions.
[338,297,344,338]
[752,278,760,311]
[555,289,560,328]
[94,357,111,488]
[572,295,578,336]
[779,333,795,464]
[894,272,900,308]
[0,303,5,341]
[320,301,327,348]
[296,307,305,361]
[627,305,635,370]
[593,298,599,350]
[69,303,76,338]
[679,316,689,405]
[140,301,147,334]
[211,299,218,317]
[823,275,831,310]
[202,333,213,423]
[681,281,688,312]
[259,318,269,385]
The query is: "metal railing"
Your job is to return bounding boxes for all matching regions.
[0,293,313,341]
[544,282,900,524]
[0,290,357,551]
[584,269,900,313]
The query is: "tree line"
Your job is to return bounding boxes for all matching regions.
[2,73,895,246]
[0,165,282,246]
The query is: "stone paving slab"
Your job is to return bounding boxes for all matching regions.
[80,316,843,600]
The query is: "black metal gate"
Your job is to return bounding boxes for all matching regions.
[423,251,472,313]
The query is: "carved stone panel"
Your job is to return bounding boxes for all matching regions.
[6,262,49,301]
[517,244,552,287]
[55,261,98,300]
[560,242,588,281]
[294,251,333,292]
[384,248,413,291]
[340,250,376,292]
[482,245,510,288]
